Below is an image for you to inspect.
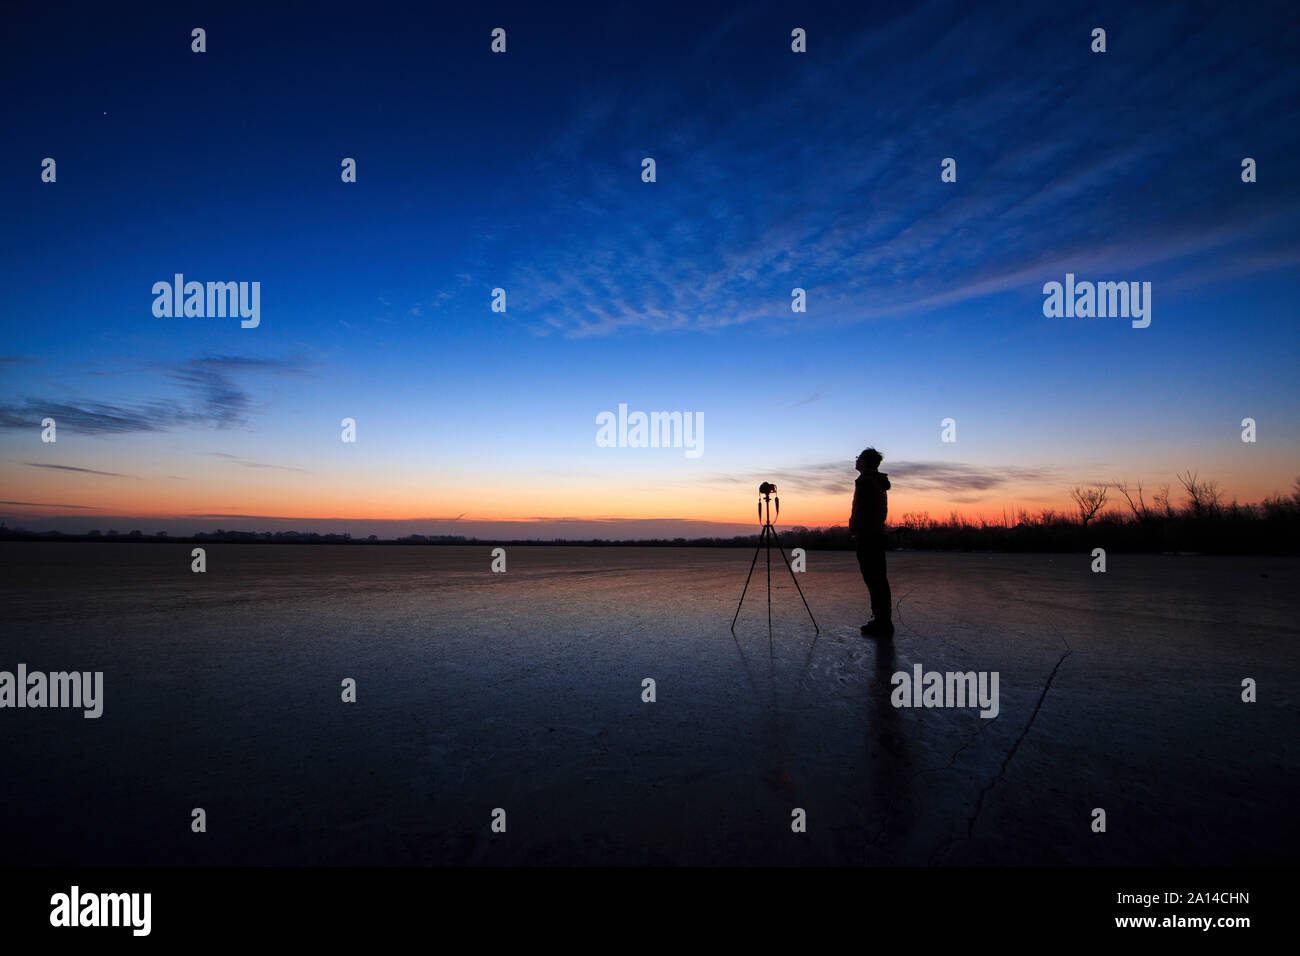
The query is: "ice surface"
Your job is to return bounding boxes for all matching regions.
[1,543,1296,865]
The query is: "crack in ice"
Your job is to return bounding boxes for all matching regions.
[936,632,1072,862]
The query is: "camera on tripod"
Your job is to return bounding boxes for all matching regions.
[730,481,818,634]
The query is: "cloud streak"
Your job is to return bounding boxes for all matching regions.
[200,452,308,473]
[0,355,307,435]
[705,460,1067,498]
[23,462,130,478]
[0,499,97,509]
[502,0,1299,337]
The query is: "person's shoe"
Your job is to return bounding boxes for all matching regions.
[861,618,894,638]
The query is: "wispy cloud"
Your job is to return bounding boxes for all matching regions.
[0,354,308,435]
[23,462,130,478]
[200,452,308,473]
[499,0,1299,337]
[0,499,97,509]
[705,460,1067,497]
[886,461,1065,494]
[187,513,296,520]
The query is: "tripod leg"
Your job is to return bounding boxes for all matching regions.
[730,528,766,631]
[773,535,820,632]
[766,525,772,636]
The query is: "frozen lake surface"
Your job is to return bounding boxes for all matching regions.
[2,543,1297,865]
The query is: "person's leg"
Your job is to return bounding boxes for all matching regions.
[857,541,890,628]
[855,541,873,589]
[857,537,893,635]
[863,546,889,622]
[855,541,873,629]
[874,544,892,624]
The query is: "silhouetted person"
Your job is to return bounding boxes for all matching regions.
[851,447,893,637]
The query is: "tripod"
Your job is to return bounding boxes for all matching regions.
[730,485,819,634]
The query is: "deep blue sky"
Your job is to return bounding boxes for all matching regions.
[2,0,1298,536]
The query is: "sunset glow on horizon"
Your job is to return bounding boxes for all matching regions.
[3,3,1297,539]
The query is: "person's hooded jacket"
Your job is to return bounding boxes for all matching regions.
[850,469,890,537]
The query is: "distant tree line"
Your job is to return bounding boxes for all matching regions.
[2,473,1297,555]
[875,472,1300,555]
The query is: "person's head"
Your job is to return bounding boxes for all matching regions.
[856,447,883,472]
